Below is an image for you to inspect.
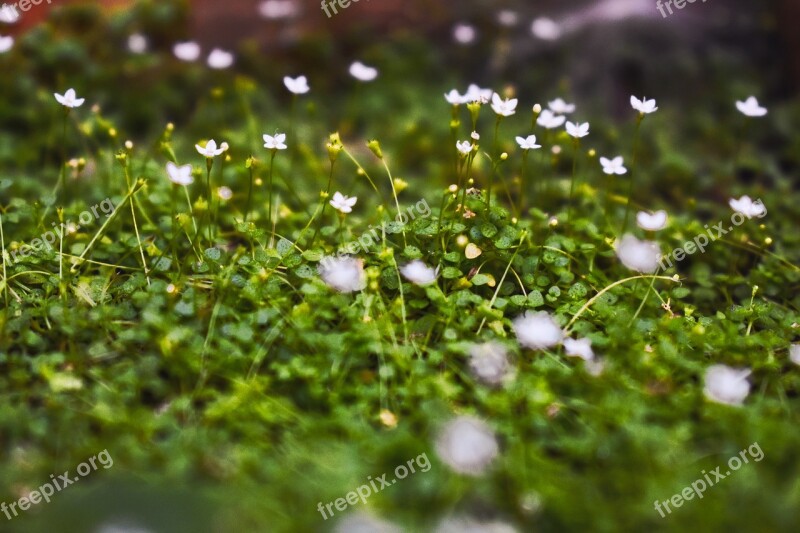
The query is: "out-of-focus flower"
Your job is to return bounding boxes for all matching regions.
[471,131,480,141]
[456,140,473,155]
[453,23,476,44]
[729,195,766,218]
[444,89,466,105]
[497,10,519,27]
[333,512,402,533]
[258,0,298,20]
[166,162,193,186]
[630,95,658,114]
[0,35,13,53]
[566,121,590,139]
[491,93,518,117]
[207,48,234,69]
[615,234,661,273]
[349,61,378,82]
[217,186,233,200]
[636,210,668,231]
[283,75,309,94]
[400,260,438,286]
[329,191,357,214]
[195,139,226,158]
[516,135,541,150]
[127,33,147,54]
[790,344,800,366]
[263,133,287,150]
[435,416,499,476]
[736,96,767,117]
[704,365,751,406]
[512,311,564,350]
[464,84,493,104]
[173,41,201,62]
[54,88,85,109]
[468,341,513,386]
[536,110,566,129]
[435,517,518,533]
[318,256,366,293]
[531,17,562,41]
[599,156,627,175]
[563,337,594,361]
[0,6,19,24]
[548,98,575,114]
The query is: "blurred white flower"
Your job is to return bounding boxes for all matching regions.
[736,96,767,118]
[536,110,566,129]
[283,75,309,94]
[704,365,751,406]
[166,162,193,186]
[0,6,19,24]
[636,210,668,231]
[217,186,233,200]
[319,256,366,293]
[512,311,564,350]
[263,133,287,150]
[95,522,154,533]
[349,61,378,82]
[173,41,201,62]
[470,131,480,141]
[464,84,493,104]
[497,10,519,27]
[615,234,661,273]
[630,95,658,114]
[585,358,605,377]
[563,337,594,361]
[436,517,518,533]
[258,0,298,20]
[790,344,800,366]
[127,33,147,54]
[531,17,562,41]
[400,260,438,286]
[453,23,476,44]
[0,35,14,53]
[491,93,518,117]
[729,195,766,218]
[468,341,513,386]
[565,121,590,139]
[516,135,541,150]
[456,140,473,155]
[548,98,575,114]
[54,88,85,108]
[207,48,234,69]
[195,139,226,158]
[329,191,357,214]
[444,89,466,105]
[436,416,498,476]
[599,156,627,175]
[333,511,402,533]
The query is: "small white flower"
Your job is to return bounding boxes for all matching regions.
[491,93,518,117]
[585,358,605,377]
[790,344,800,366]
[548,98,575,114]
[464,84,493,104]
[207,48,234,69]
[258,0,298,20]
[319,256,367,293]
[615,234,661,273]
[349,61,378,82]
[453,23,476,44]
[334,512,402,533]
[468,341,513,386]
[516,135,541,150]
[127,33,147,54]
[400,260,438,286]
[95,521,155,533]
[512,311,564,350]
[536,110,566,129]
[456,140,473,155]
[166,162,193,186]
[435,517,518,533]
[262,133,287,150]
[599,156,627,175]
[173,41,201,62]
[283,75,309,94]
[0,35,14,54]
[195,139,226,158]
[54,88,85,109]
[565,121,590,139]
[704,365,751,406]
[636,210,668,231]
[444,89,466,105]
[563,337,594,361]
[435,416,499,476]
[736,96,767,118]
[329,191,357,214]
[531,17,562,41]
[470,131,480,141]
[0,5,19,24]
[217,186,233,200]
[729,195,766,218]
[630,95,658,114]
[497,10,519,27]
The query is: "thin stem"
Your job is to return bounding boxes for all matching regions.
[621,116,643,233]
[267,150,277,242]
[567,139,579,225]
[310,159,336,248]
[60,110,69,206]
[245,158,254,223]
[381,158,406,247]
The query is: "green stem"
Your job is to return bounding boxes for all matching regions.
[268,150,277,241]
[621,116,643,233]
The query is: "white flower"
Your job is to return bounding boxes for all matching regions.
[516,135,541,150]
[497,10,519,27]
[54,88,85,109]
[790,344,800,366]
[548,98,575,114]
[729,195,766,218]
[536,110,566,129]
[263,133,287,150]
[456,140,473,155]
[436,517,518,533]
[630,95,658,114]
[636,210,668,231]
[329,191,357,214]
[283,75,309,94]
[531,17,561,41]
[318,256,366,293]
[453,23,476,44]
[166,162,193,186]
[0,35,14,54]
[444,89,466,105]
[704,365,751,406]
[599,156,627,175]
[400,260,438,286]
[565,121,590,139]
[173,41,201,62]
[468,341,513,386]
[470,131,480,141]
[736,96,767,118]
[349,61,378,82]
[207,48,234,69]
[95,521,154,533]
[563,337,594,361]
[217,186,233,200]
[464,84,493,104]
[512,311,564,350]
[195,139,226,158]
[258,0,298,20]
[435,416,498,476]
[491,93,518,117]
[585,358,605,377]
[127,33,147,54]
[0,6,19,24]
[334,512,402,533]
[615,234,661,273]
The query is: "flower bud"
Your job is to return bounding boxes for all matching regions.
[367,139,383,159]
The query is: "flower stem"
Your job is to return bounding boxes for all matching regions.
[245,158,254,223]
[567,139,580,225]
[267,150,277,242]
[621,116,643,233]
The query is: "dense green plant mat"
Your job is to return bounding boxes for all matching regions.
[1,3,800,532]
